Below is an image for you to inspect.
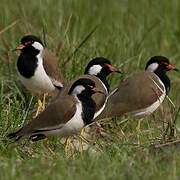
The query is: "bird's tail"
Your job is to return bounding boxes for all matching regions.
[7,129,22,142]
[7,130,47,142]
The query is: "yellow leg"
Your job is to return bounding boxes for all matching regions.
[43,139,55,155]
[136,119,142,131]
[42,93,48,110]
[64,137,75,157]
[34,94,48,118]
[63,129,89,155]
[77,128,90,152]
[64,137,70,153]
[34,99,43,117]
[78,134,89,144]
[136,119,142,144]
[79,128,85,151]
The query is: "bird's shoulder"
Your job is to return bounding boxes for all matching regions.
[42,48,64,84]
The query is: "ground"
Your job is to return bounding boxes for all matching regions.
[0,0,180,179]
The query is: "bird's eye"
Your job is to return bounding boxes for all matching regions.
[102,63,108,68]
[161,62,169,66]
[24,41,33,46]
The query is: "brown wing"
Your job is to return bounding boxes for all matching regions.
[42,48,64,85]
[17,95,76,136]
[57,75,107,112]
[97,71,165,119]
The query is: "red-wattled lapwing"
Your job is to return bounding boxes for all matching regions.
[15,35,63,116]
[7,78,105,143]
[97,56,179,121]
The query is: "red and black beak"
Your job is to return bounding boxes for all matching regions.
[12,44,25,51]
[166,64,179,72]
[104,64,122,73]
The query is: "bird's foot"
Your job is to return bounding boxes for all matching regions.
[42,93,48,110]
[43,140,56,156]
[33,94,47,118]
[64,137,75,157]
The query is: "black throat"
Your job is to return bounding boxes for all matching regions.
[77,95,96,125]
[17,52,38,78]
[154,70,171,93]
[95,74,109,93]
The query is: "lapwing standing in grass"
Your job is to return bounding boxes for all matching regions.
[7,78,105,143]
[96,56,179,121]
[15,35,64,116]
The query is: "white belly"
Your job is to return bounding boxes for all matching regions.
[43,101,84,137]
[131,76,166,117]
[18,57,55,94]
[131,93,166,117]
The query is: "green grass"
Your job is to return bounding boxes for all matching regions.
[0,0,180,179]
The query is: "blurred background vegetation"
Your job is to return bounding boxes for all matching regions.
[0,0,179,179]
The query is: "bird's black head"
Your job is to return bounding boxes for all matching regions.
[145,56,179,74]
[68,78,104,97]
[84,57,121,77]
[21,35,44,46]
[15,35,44,55]
[145,56,179,93]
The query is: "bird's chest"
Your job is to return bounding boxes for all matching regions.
[17,54,37,78]
[17,56,55,94]
[61,103,84,136]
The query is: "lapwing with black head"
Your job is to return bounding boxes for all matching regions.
[84,57,121,93]
[97,56,179,120]
[15,35,64,115]
[7,78,105,142]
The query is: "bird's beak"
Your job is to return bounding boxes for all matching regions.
[92,87,105,94]
[106,64,122,73]
[12,44,25,51]
[167,64,179,72]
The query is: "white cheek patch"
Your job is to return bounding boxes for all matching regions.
[72,85,85,95]
[32,42,44,51]
[146,63,159,72]
[88,65,102,75]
